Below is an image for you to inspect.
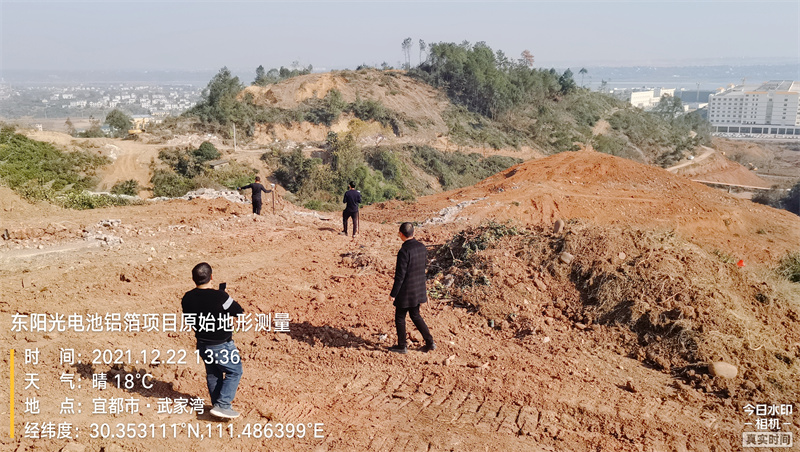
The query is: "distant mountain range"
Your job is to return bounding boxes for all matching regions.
[3,63,798,90]
[583,63,799,90]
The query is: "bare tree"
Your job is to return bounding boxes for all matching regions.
[579,68,588,87]
[64,117,76,136]
[402,37,412,69]
[520,50,534,68]
[418,39,426,65]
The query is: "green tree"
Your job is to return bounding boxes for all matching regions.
[254,65,268,86]
[187,67,253,133]
[653,95,684,120]
[273,147,320,193]
[416,41,562,118]
[193,141,221,162]
[105,109,133,138]
[579,68,588,87]
[559,69,577,94]
[327,131,362,182]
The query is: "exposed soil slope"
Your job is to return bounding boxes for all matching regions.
[1,149,799,451]
[242,70,450,144]
[670,148,771,188]
[365,150,800,264]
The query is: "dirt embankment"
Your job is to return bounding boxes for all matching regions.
[671,150,771,188]
[364,149,800,265]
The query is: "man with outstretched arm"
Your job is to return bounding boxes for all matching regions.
[388,222,436,354]
[181,262,244,419]
[238,176,270,215]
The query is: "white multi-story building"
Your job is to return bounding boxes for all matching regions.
[630,90,655,109]
[625,88,676,110]
[708,80,800,136]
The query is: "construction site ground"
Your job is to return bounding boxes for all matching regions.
[1,150,800,452]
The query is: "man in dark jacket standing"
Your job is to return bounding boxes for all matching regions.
[341,181,361,237]
[238,176,269,215]
[389,222,435,354]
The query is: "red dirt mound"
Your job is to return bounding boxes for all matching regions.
[364,150,800,264]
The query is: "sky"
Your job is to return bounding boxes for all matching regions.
[0,0,799,74]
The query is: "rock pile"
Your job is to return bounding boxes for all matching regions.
[83,219,124,247]
[424,198,487,225]
[151,188,247,204]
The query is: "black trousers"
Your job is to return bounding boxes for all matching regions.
[253,201,262,215]
[395,305,433,347]
[343,210,358,235]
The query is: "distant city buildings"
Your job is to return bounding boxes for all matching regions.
[708,80,799,137]
[0,83,201,120]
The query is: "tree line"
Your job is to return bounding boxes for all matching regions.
[412,41,577,119]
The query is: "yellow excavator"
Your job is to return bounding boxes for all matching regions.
[127,128,144,139]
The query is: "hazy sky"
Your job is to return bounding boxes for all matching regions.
[1,0,798,73]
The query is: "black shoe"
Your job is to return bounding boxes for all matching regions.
[388,345,408,354]
[420,343,436,353]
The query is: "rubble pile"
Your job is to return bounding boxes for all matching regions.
[83,219,124,247]
[151,188,248,204]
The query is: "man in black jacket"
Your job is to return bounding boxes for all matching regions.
[238,176,269,215]
[181,262,245,419]
[389,222,435,354]
[341,181,361,237]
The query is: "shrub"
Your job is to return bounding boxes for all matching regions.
[593,134,630,157]
[159,141,223,179]
[273,148,321,193]
[59,191,139,210]
[194,161,256,190]
[0,128,109,202]
[193,141,221,162]
[151,148,255,198]
[411,145,521,190]
[151,169,194,197]
[110,179,141,196]
[752,183,800,215]
[347,97,403,134]
[778,252,800,283]
[443,106,521,149]
[752,189,786,209]
[302,89,347,126]
[367,147,408,182]
[304,199,324,211]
